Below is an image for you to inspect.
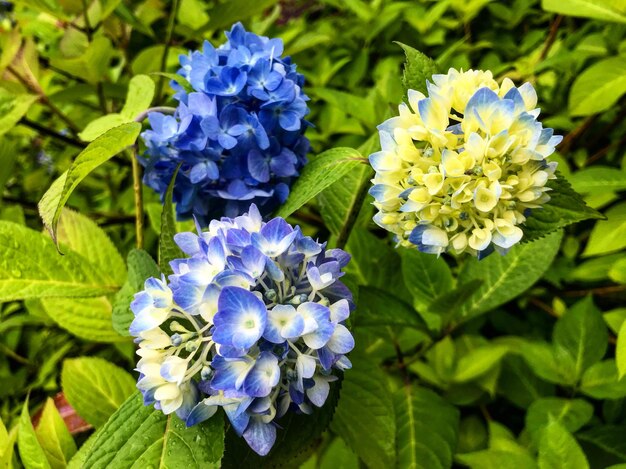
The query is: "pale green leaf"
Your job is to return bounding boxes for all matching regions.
[38,122,141,244]
[518,341,576,386]
[569,167,626,194]
[82,392,224,468]
[41,296,126,343]
[49,37,114,85]
[56,208,126,286]
[538,421,589,469]
[62,357,136,428]
[0,221,118,301]
[569,57,626,115]
[458,231,562,319]
[617,322,626,379]
[609,258,626,284]
[331,359,396,468]
[0,91,38,137]
[394,385,459,469]
[583,203,626,257]
[17,399,51,469]
[453,345,509,383]
[275,147,364,218]
[35,398,77,469]
[604,308,626,334]
[542,0,626,23]
[526,398,594,446]
[456,450,538,469]
[77,115,128,143]
[580,360,626,399]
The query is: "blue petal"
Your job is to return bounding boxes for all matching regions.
[243,418,276,456]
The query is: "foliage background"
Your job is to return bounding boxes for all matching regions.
[1,0,626,467]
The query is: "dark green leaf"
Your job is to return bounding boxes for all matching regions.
[526,398,594,446]
[522,173,604,242]
[17,398,51,469]
[396,42,439,95]
[355,286,428,331]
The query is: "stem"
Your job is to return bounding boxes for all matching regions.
[7,65,81,134]
[130,145,144,249]
[80,0,93,40]
[335,166,374,249]
[19,118,86,148]
[390,328,411,386]
[134,106,177,123]
[539,15,562,61]
[156,0,181,102]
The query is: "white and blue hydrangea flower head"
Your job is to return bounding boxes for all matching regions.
[129,205,354,456]
[139,22,310,225]
[369,68,562,258]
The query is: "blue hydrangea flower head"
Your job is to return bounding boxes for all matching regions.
[369,68,561,257]
[130,205,354,455]
[140,23,310,224]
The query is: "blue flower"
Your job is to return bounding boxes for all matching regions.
[139,22,310,224]
[129,206,354,456]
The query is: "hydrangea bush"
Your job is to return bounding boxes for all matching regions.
[3,2,623,468]
[140,23,310,224]
[130,205,354,454]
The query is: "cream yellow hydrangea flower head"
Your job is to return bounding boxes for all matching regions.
[369,68,562,257]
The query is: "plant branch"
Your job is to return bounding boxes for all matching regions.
[19,118,86,148]
[540,15,562,61]
[156,0,181,102]
[7,65,81,134]
[134,106,177,123]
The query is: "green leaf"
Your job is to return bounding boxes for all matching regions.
[617,322,626,379]
[56,208,126,286]
[355,286,428,331]
[456,450,538,469]
[396,42,439,95]
[583,202,626,257]
[428,280,484,323]
[518,341,576,385]
[526,398,594,446]
[609,258,626,284]
[458,231,562,320]
[0,91,38,137]
[577,425,626,461]
[569,167,626,194]
[222,379,341,467]
[394,385,459,469]
[521,173,604,242]
[203,0,280,31]
[542,0,626,23]
[400,247,454,311]
[49,36,114,85]
[345,229,410,297]
[82,392,224,468]
[318,134,378,237]
[580,360,626,399]
[331,359,396,468]
[62,357,136,428]
[0,221,118,301]
[112,249,160,336]
[275,148,363,219]
[41,297,125,343]
[537,422,589,469]
[0,417,17,469]
[311,88,378,127]
[498,356,555,409]
[553,296,607,379]
[453,344,509,383]
[17,399,51,469]
[39,122,142,244]
[159,166,183,276]
[35,398,77,469]
[569,57,626,116]
[79,75,155,142]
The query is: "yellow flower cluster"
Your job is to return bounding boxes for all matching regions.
[369,69,561,257]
